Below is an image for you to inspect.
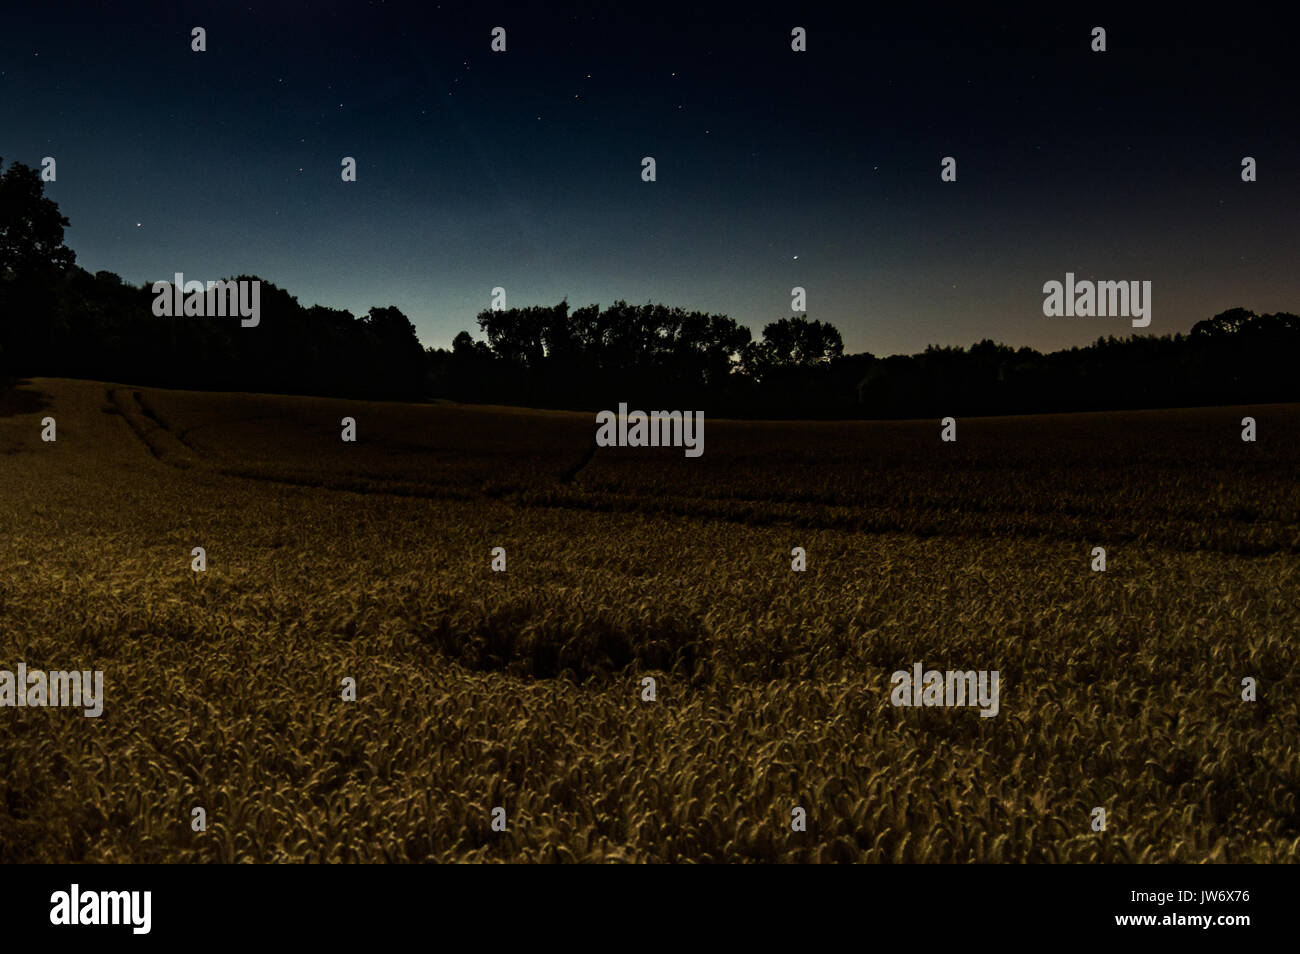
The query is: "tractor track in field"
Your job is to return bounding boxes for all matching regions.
[108,386,199,467]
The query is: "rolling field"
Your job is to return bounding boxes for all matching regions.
[1,377,1298,862]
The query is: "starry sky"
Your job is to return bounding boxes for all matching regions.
[2,1,1296,357]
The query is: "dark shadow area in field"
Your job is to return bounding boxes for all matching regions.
[0,380,51,417]
[410,599,709,684]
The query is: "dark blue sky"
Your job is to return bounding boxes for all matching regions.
[2,1,1296,356]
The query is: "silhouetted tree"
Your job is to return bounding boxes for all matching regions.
[0,157,79,369]
[761,316,844,367]
[0,158,75,281]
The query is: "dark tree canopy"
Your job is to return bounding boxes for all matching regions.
[0,158,76,281]
[744,316,845,381]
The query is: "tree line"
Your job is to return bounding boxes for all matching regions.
[427,303,1300,417]
[3,156,1298,416]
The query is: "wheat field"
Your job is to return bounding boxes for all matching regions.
[1,377,1297,862]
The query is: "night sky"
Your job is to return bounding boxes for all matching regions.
[2,2,1295,357]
